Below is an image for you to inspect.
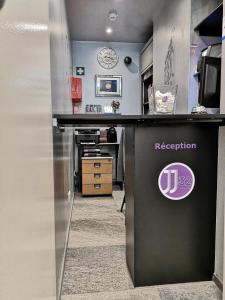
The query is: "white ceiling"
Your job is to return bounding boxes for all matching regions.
[65,0,165,43]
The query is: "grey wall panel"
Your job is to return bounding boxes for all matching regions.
[153,0,191,114]
[221,2,225,114]
[53,128,74,299]
[50,0,72,114]
[125,127,135,281]
[215,127,225,285]
[0,0,56,299]
[49,1,74,296]
[218,1,225,292]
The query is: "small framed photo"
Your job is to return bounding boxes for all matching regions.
[95,75,122,97]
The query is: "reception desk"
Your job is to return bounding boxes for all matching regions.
[55,114,225,287]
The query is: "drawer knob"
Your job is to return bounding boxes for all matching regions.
[94,184,101,189]
[94,163,101,168]
[94,173,101,179]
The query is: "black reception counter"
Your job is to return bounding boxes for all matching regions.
[54,114,225,287]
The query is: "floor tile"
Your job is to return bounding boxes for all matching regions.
[62,245,133,295]
[62,192,222,300]
[158,281,222,300]
[131,287,161,300]
[65,287,161,300]
[64,290,131,300]
[71,198,119,221]
[68,216,125,248]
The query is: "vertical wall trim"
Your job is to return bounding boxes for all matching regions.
[222,3,225,299]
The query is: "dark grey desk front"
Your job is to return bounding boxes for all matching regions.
[55,114,225,287]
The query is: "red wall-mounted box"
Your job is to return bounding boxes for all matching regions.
[71,77,82,102]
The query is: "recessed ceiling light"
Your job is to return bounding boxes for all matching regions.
[106,27,113,34]
[108,9,118,22]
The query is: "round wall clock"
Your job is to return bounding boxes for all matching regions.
[97,47,119,69]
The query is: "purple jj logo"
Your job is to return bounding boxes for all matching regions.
[158,163,195,200]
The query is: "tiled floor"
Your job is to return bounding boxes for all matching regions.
[61,191,222,300]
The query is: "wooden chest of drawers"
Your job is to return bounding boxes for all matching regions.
[82,158,113,196]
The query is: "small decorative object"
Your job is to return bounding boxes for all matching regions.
[191,106,207,114]
[103,106,113,114]
[73,105,80,114]
[95,75,122,97]
[111,100,120,114]
[107,126,117,143]
[85,105,90,112]
[100,130,108,143]
[97,47,119,69]
[124,56,132,65]
[164,38,175,85]
[85,104,102,113]
[149,85,178,114]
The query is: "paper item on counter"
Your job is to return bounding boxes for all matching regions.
[104,106,113,114]
[154,90,175,114]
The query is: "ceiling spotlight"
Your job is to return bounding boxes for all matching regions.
[108,9,118,22]
[106,27,113,34]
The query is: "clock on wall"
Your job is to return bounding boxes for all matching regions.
[97,47,119,69]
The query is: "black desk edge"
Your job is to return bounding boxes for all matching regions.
[54,114,225,127]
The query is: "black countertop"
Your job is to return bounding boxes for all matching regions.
[54,114,225,126]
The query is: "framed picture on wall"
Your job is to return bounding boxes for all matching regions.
[95,75,122,97]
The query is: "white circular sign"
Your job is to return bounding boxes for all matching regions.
[158,163,195,200]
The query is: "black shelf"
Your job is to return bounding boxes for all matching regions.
[142,71,153,115]
[143,73,153,81]
[194,3,223,37]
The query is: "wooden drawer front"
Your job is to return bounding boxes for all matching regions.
[82,183,112,195]
[82,162,112,174]
[82,173,112,184]
[82,159,112,165]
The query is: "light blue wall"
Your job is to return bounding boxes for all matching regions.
[72,41,144,115]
